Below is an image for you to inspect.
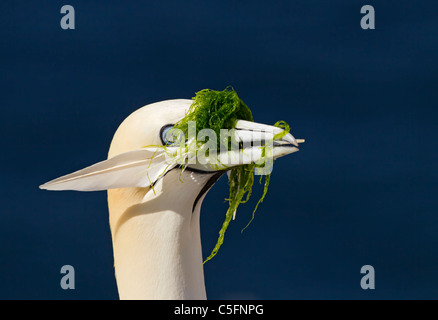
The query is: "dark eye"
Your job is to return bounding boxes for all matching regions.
[160,124,174,145]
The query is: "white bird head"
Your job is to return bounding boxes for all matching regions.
[40,98,302,299]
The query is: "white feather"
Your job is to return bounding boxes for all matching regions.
[39,148,174,191]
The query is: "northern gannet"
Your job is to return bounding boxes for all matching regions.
[40,98,301,299]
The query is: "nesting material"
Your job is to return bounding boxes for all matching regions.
[173,87,292,263]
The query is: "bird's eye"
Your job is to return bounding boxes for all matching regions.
[160,125,174,145]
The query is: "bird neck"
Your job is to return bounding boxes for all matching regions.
[107,170,213,300]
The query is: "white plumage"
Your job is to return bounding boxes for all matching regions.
[40,99,300,299]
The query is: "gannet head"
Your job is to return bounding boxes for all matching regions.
[40,98,300,192]
[39,97,303,299]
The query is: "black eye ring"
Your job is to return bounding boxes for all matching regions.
[160,124,174,145]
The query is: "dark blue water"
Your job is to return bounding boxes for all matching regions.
[0,0,437,299]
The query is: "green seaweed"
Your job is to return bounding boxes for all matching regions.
[172,87,290,263]
[174,87,253,144]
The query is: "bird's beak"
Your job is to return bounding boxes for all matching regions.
[39,120,303,191]
[186,120,303,173]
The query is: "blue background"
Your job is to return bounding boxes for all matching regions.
[0,1,437,299]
